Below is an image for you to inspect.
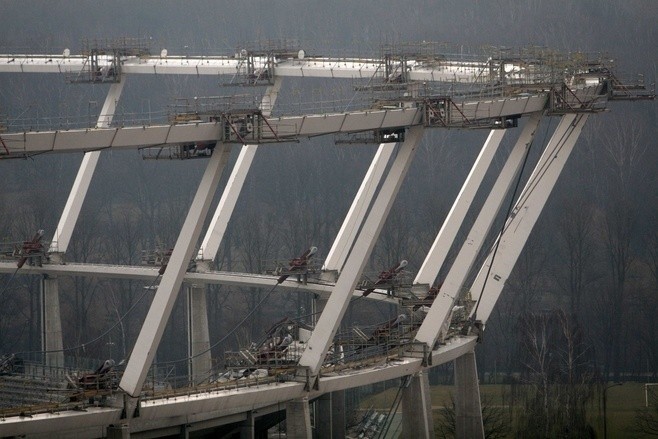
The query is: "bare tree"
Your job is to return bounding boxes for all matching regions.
[435,393,511,439]
[591,119,645,381]
[63,208,104,360]
[640,226,658,379]
[633,386,658,437]
[515,309,597,438]
[554,197,599,317]
[234,208,280,339]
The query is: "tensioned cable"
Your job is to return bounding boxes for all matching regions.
[497,115,579,237]
[156,275,388,373]
[376,375,411,439]
[0,266,21,302]
[471,113,574,321]
[471,115,574,320]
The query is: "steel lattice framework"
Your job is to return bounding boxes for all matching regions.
[0,40,653,438]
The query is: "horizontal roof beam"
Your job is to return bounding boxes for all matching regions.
[0,261,397,304]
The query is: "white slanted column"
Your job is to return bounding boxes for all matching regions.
[42,81,125,368]
[187,284,211,385]
[454,351,484,439]
[49,80,125,255]
[414,129,506,286]
[401,371,434,439]
[120,143,233,398]
[196,78,282,263]
[286,397,312,439]
[41,275,63,368]
[470,114,589,325]
[298,126,424,379]
[413,113,542,347]
[322,142,396,275]
[189,79,282,385]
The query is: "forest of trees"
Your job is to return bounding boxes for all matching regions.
[0,0,656,435]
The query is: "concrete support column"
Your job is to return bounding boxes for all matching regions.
[41,275,63,368]
[470,114,589,325]
[316,393,332,438]
[414,113,542,348]
[401,371,434,438]
[187,284,211,385]
[240,411,255,439]
[315,391,347,438]
[331,390,346,439]
[197,77,282,263]
[286,397,312,439]
[49,80,125,254]
[454,352,484,439]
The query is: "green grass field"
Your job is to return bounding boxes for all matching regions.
[361,382,651,438]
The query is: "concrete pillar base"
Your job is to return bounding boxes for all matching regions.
[454,351,484,439]
[315,391,345,439]
[240,411,255,439]
[401,371,434,438]
[41,275,64,369]
[187,285,211,385]
[286,397,312,438]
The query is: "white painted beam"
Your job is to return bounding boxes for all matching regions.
[48,80,125,253]
[415,129,506,286]
[1,95,553,158]
[120,143,233,397]
[0,55,491,83]
[414,113,541,346]
[0,261,399,305]
[298,126,424,376]
[323,143,396,272]
[197,78,282,262]
[470,114,588,325]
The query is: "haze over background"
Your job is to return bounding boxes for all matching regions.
[0,1,657,434]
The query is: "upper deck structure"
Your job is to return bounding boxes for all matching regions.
[0,39,653,438]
